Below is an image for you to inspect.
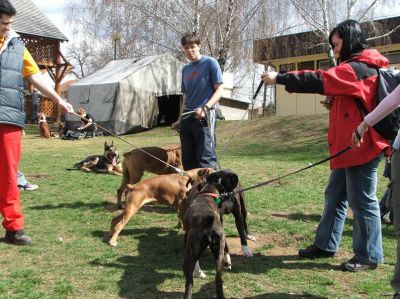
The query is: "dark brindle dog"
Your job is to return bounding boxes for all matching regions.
[71,141,123,176]
[180,169,256,263]
[183,177,237,299]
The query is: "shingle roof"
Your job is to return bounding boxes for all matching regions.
[11,0,68,41]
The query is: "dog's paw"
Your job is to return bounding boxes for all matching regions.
[241,245,253,257]
[223,253,232,270]
[193,261,206,278]
[109,239,118,247]
[246,234,256,242]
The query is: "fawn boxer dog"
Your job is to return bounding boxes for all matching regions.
[183,181,230,299]
[116,145,182,207]
[38,112,51,138]
[108,168,214,246]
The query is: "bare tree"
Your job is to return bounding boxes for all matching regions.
[290,0,396,67]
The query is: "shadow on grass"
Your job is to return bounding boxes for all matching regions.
[243,294,327,298]
[90,227,337,298]
[30,200,110,210]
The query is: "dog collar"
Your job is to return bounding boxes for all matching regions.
[201,192,221,204]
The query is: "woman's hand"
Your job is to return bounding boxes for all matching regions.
[351,121,369,147]
[261,72,278,85]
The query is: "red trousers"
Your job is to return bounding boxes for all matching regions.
[0,125,23,231]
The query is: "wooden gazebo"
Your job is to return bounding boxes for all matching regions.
[12,0,72,123]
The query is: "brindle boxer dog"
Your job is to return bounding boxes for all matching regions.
[183,172,240,299]
[108,168,214,246]
[38,112,51,138]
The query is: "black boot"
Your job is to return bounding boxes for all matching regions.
[5,230,32,245]
[298,244,334,259]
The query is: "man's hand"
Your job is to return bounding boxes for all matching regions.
[194,107,207,119]
[261,72,278,85]
[171,120,180,131]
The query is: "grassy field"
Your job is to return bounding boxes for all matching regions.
[0,115,395,299]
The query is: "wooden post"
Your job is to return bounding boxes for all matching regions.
[55,42,63,124]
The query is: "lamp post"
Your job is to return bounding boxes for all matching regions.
[112,31,121,60]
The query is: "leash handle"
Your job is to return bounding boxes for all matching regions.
[223,145,353,196]
[253,80,264,100]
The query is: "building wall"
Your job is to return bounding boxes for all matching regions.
[270,45,400,116]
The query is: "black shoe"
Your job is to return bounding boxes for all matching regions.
[298,244,335,259]
[5,230,32,245]
[340,257,377,272]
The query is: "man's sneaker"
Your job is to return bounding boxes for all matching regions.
[4,230,32,245]
[18,183,39,191]
[298,244,335,259]
[340,257,377,272]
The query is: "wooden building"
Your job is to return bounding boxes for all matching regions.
[11,0,71,122]
[253,16,400,116]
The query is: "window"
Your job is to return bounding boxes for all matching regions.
[387,51,400,64]
[317,59,331,70]
[279,63,296,71]
[298,60,315,70]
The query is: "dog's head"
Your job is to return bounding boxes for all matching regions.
[184,167,215,186]
[104,141,120,166]
[205,169,239,194]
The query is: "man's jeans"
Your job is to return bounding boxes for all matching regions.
[314,154,383,264]
[179,110,217,170]
[391,149,400,292]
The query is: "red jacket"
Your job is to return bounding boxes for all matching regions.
[276,49,390,169]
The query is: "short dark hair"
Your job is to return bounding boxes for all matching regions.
[329,19,368,61]
[181,32,201,47]
[0,0,16,17]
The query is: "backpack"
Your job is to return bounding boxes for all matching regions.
[350,61,400,141]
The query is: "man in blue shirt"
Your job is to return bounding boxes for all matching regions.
[172,32,224,170]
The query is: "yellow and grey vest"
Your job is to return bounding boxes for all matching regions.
[0,37,25,128]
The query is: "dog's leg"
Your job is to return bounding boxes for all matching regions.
[239,192,256,242]
[231,205,253,257]
[183,250,197,299]
[109,198,142,246]
[223,238,232,270]
[209,232,226,299]
[193,260,206,278]
[117,165,130,208]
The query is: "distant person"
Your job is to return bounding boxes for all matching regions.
[76,107,96,137]
[31,88,40,123]
[261,19,390,272]
[351,83,400,298]
[0,0,74,246]
[17,171,38,191]
[171,32,223,170]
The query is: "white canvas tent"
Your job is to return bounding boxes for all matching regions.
[66,54,184,134]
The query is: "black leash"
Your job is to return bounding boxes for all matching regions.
[221,145,353,197]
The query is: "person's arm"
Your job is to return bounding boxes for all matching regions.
[351,84,400,147]
[194,83,224,118]
[78,116,93,130]
[25,73,74,113]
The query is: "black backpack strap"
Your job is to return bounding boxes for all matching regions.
[348,60,379,116]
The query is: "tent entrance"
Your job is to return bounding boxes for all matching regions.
[157,95,181,126]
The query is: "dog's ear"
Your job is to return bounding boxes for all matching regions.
[226,172,239,191]
[104,141,108,149]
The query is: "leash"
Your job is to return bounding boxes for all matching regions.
[220,145,353,197]
[71,112,185,175]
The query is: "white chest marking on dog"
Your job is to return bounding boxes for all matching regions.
[242,245,253,257]
[193,261,206,278]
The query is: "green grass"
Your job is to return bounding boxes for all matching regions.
[0,115,395,298]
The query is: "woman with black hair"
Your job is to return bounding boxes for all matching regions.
[261,19,390,272]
